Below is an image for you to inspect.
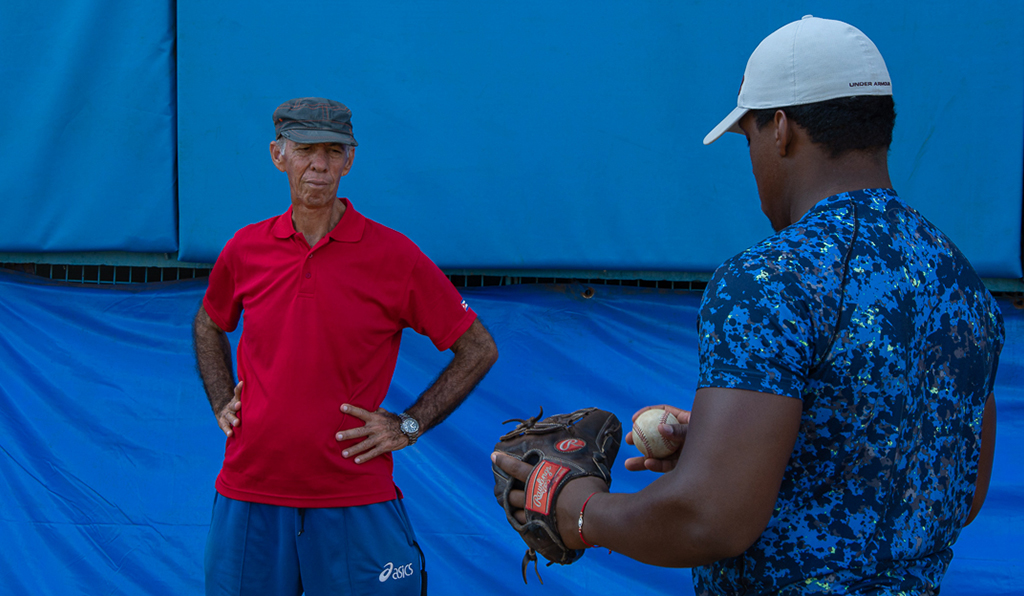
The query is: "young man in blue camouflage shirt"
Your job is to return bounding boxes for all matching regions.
[493,15,1002,595]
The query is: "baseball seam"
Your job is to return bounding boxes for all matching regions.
[634,424,655,457]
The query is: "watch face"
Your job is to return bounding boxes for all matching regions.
[401,417,420,434]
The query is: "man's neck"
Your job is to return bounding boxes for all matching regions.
[291,197,347,248]
[787,150,892,224]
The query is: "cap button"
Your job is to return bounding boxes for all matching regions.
[802,14,814,19]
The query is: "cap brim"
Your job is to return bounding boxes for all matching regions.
[281,129,358,147]
[703,106,748,145]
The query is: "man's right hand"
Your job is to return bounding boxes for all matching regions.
[623,404,690,473]
[217,381,243,437]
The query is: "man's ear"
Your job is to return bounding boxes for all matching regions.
[339,147,356,177]
[774,110,792,158]
[270,140,287,172]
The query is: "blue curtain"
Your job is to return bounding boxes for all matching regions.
[177,0,1023,276]
[0,1,177,253]
[0,270,1020,595]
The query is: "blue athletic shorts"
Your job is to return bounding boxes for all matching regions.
[204,493,425,596]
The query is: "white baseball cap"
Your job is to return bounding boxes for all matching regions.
[703,15,892,145]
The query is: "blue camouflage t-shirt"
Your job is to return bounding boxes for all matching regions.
[694,188,1003,595]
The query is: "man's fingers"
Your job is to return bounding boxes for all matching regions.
[222,400,240,421]
[352,445,385,464]
[507,488,526,510]
[217,399,241,437]
[659,423,687,441]
[335,426,372,442]
[340,403,372,420]
[233,381,243,399]
[624,454,676,474]
[342,436,375,458]
[668,407,691,424]
[491,452,534,482]
[348,433,407,464]
[631,404,673,422]
[336,405,408,463]
[645,458,676,473]
[504,487,527,524]
[631,404,691,423]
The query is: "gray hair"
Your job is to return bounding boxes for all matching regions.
[274,135,291,159]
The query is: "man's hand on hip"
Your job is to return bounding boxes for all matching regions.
[336,404,409,464]
[217,381,243,437]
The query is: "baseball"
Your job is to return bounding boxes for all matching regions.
[631,408,680,459]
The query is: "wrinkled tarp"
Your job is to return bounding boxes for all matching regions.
[0,270,1020,595]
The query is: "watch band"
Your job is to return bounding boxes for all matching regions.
[399,413,420,445]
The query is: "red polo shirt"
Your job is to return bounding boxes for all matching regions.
[203,199,476,508]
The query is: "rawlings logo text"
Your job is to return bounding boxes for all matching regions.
[526,461,570,515]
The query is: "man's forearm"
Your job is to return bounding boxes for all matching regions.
[966,392,997,525]
[563,388,803,567]
[193,307,236,413]
[406,319,497,433]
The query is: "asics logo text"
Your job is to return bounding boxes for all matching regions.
[379,561,415,582]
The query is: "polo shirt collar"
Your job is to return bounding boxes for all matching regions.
[271,198,366,243]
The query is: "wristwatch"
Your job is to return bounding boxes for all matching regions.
[398,413,421,445]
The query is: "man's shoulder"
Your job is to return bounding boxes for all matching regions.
[358,215,426,257]
[227,212,287,246]
[712,227,821,288]
[703,214,850,326]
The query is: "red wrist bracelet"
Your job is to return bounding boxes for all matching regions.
[577,492,599,548]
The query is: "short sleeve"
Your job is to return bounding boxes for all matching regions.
[400,252,477,351]
[202,236,243,332]
[697,261,816,400]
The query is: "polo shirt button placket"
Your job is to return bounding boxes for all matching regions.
[300,250,316,295]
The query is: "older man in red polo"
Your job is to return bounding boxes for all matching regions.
[194,97,498,596]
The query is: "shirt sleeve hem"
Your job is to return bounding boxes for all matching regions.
[696,377,804,401]
[202,295,237,333]
[431,309,477,351]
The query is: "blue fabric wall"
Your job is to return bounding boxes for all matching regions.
[176,0,1024,276]
[0,1,1019,276]
[0,1,177,253]
[0,270,1020,595]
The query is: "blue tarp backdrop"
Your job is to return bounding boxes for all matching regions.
[0,1,1019,275]
[177,0,1024,276]
[0,1,177,253]
[0,270,1020,595]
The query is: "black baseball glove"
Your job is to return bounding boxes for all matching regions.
[492,407,622,583]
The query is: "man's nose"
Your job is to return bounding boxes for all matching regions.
[310,147,329,169]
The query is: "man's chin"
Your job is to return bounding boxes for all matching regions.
[295,190,339,207]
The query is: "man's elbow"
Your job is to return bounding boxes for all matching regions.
[639,495,770,567]
[710,525,764,560]
[462,319,499,369]
[679,515,766,565]
[481,334,499,368]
